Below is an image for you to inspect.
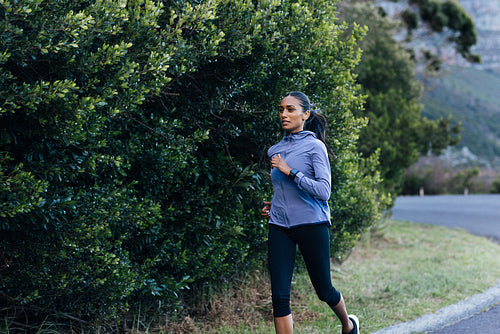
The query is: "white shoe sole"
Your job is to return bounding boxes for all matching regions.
[348,314,359,334]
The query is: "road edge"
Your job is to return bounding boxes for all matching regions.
[370,279,500,334]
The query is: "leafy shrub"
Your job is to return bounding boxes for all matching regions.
[0,0,384,329]
[490,175,500,194]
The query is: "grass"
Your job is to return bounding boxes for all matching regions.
[182,220,500,334]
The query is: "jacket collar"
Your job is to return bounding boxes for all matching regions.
[283,130,316,142]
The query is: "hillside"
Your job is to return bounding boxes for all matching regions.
[459,0,500,71]
[419,0,500,167]
[420,66,500,167]
[376,0,500,167]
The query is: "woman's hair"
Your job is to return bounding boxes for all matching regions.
[284,91,334,157]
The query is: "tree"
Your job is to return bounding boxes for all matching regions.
[369,0,481,71]
[404,0,481,66]
[338,1,461,194]
[1,0,385,329]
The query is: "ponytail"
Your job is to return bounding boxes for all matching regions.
[304,112,333,157]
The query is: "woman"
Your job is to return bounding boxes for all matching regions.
[261,92,359,334]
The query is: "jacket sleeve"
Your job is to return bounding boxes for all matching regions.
[294,145,331,201]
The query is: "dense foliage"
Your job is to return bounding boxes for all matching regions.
[0,0,386,329]
[402,161,482,195]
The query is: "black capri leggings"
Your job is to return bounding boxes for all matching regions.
[268,223,341,317]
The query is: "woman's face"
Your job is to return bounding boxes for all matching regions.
[279,96,310,133]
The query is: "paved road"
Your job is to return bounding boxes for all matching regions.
[392,194,500,243]
[380,194,500,334]
[430,304,500,334]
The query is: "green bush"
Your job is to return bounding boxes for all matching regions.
[0,0,385,329]
[491,175,500,194]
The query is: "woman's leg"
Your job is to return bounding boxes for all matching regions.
[296,224,355,333]
[274,314,293,334]
[268,224,297,334]
[332,295,355,334]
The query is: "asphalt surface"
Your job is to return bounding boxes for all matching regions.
[430,304,500,334]
[371,194,500,334]
[391,194,500,244]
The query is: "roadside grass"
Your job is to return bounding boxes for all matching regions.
[185,220,500,334]
[5,220,500,333]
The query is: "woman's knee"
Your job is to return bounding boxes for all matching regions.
[316,286,341,307]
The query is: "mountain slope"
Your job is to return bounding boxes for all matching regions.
[420,66,500,166]
[418,0,500,167]
[458,0,500,70]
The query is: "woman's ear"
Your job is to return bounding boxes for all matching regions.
[303,110,311,121]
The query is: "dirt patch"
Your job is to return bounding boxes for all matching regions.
[165,270,324,333]
[190,272,273,333]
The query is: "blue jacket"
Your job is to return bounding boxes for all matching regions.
[267,130,331,228]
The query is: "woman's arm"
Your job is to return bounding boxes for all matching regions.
[270,150,331,201]
[296,146,331,200]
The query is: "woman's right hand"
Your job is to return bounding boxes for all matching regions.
[261,201,272,219]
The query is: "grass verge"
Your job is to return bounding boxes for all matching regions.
[182,220,500,334]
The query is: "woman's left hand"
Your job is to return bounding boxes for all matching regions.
[271,154,292,175]
[261,201,272,219]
